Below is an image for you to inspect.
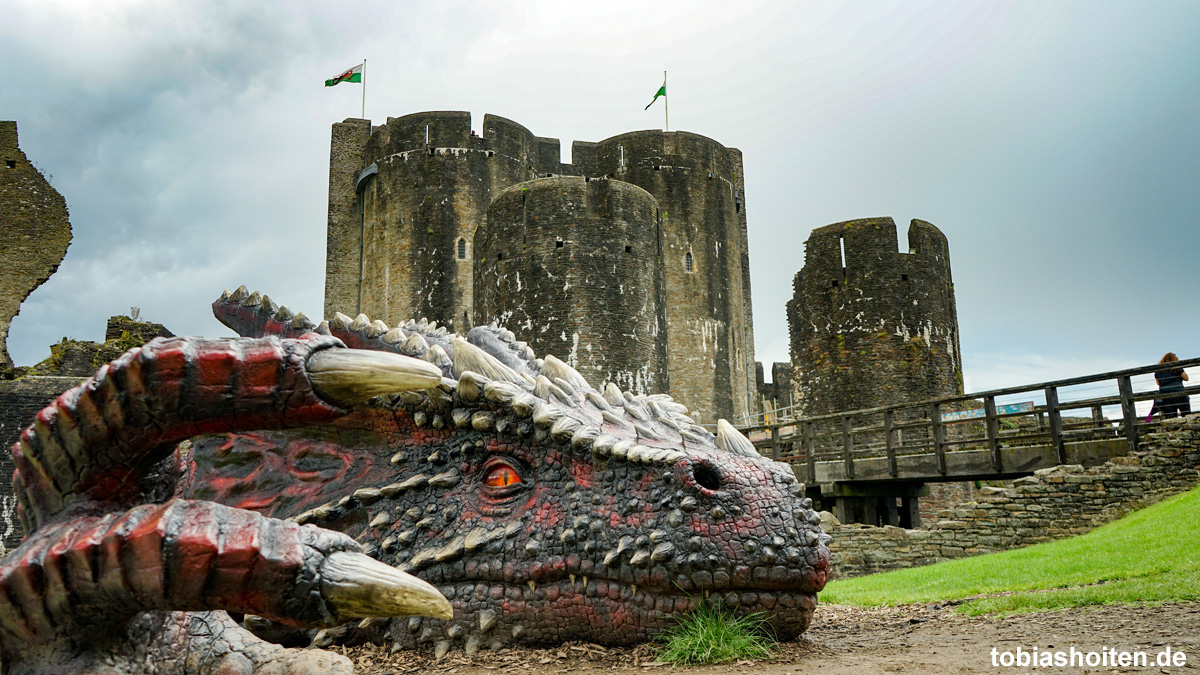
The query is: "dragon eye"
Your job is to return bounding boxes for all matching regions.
[485,464,522,488]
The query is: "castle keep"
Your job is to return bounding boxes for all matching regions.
[786,217,963,415]
[325,112,756,423]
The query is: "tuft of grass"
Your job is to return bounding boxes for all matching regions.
[821,486,1200,615]
[656,602,776,665]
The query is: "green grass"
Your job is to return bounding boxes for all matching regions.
[821,486,1200,615]
[656,602,776,664]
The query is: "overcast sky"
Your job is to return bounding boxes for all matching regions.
[3,0,1198,397]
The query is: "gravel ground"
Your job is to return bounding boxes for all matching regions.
[340,601,1200,674]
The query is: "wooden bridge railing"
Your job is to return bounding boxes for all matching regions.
[739,356,1200,484]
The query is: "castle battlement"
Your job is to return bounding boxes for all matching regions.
[325,111,757,422]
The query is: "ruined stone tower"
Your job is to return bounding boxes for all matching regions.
[325,112,756,423]
[0,121,72,370]
[786,217,962,416]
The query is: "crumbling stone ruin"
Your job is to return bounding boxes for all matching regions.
[325,112,756,424]
[786,217,963,416]
[0,121,72,372]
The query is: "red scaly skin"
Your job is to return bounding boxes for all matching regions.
[189,290,831,655]
[1,334,429,674]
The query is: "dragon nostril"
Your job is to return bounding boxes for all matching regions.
[692,464,721,491]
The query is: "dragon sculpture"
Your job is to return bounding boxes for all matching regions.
[1,286,830,673]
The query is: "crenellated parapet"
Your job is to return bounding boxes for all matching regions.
[325,112,757,423]
[787,217,962,416]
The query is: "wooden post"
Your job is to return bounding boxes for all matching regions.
[900,496,921,529]
[770,424,781,461]
[1045,386,1066,464]
[931,403,946,475]
[884,409,897,477]
[985,395,1001,473]
[1118,375,1139,453]
[842,416,855,479]
[805,421,816,484]
[1091,404,1104,428]
[884,497,900,527]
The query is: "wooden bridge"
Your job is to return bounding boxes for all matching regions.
[737,356,1200,527]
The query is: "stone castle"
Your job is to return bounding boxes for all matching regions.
[324,112,756,424]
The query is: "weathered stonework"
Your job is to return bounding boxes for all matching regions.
[825,417,1200,578]
[0,121,72,369]
[787,217,962,416]
[325,112,756,424]
[474,176,668,394]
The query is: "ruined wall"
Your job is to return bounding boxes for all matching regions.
[0,121,72,369]
[326,113,757,425]
[475,177,668,393]
[0,376,86,549]
[788,218,962,416]
[825,417,1200,578]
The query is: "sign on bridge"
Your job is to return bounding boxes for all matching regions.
[941,401,1035,422]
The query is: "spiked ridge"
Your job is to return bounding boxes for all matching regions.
[196,289,831,654]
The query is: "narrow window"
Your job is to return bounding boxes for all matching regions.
[457,238,467,259]
[832,280,839,288]
[555,237,564,249]
[685,251,694,272]
[497,252,504,261]
[624,245,632,253]
[901,273,909,282]
[4,160,14,169]
[839,235,847,270]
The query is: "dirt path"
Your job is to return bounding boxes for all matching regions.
[346,602,1200,674]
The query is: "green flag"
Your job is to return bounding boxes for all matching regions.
[645,83,666,110]
[325,63,363,87]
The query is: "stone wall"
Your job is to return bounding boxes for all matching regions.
[474,176,668,394]
[0,120,72,370]
[787,218,961,416]
[824,417,1200,578]
[0,375,86,550]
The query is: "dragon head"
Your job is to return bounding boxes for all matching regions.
[188,287,830,654]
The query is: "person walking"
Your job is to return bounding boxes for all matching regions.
[1155,352,1191,418]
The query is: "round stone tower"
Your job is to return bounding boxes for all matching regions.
[474,176,668,394]
[325,112,563,333]
[589,131,754,423]
[787,217,962,416]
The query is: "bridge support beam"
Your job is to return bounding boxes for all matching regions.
[827,482,928,527]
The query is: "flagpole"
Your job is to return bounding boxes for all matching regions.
[663,70,668,132]
[361,59,367,119]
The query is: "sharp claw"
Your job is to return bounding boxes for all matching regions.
[307,349,443,405]
[320,551,453,622]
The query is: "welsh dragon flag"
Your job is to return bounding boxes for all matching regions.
[325,63,363,87]
[645,82,666,110]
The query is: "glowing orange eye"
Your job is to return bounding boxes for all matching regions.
[485,465,521,487]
